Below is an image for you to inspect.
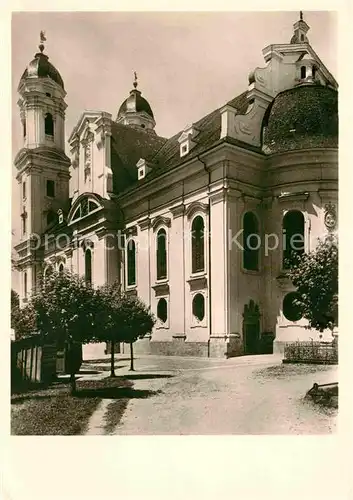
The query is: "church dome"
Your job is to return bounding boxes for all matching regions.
[19,50,64,90]
[117,88,154,119]
[262,84,338,154]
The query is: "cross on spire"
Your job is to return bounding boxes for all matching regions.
[39,30,46,53]
[133,71,138,89]
[300,11,303,21]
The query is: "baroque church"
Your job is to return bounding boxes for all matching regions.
[13,15,338,358]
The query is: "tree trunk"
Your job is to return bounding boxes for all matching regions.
[129,342,135,371]
[110,339,116,377]
[70,372,77,395]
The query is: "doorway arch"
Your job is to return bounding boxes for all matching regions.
[243,300,261,354]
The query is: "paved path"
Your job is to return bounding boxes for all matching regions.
[82,354,338,435]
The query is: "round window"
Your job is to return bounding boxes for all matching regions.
[283,292,303,322]
[157,298,168,323]
[192,293,205,322]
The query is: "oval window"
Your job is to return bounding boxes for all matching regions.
[157,298,168,323]
[192,293,205,322]
[283,292,303,322]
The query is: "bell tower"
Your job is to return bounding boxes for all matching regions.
[14,32,71,304]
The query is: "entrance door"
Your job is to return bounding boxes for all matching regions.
[244,321,260,354]
[243,300,261,355]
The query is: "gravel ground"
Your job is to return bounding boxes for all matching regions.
[104,354,338,435]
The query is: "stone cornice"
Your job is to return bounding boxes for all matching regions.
[278,191,310,202]
[185,201,209,219]
[124,225,138,237]
[170,203,185,218]
[209,188,227,206]
[187,275,208,291]
[152,282,170,297]
[137,217,150,231]
[151,215,171,231]
[117,142,264,210]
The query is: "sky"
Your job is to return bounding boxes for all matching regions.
[11,11,337,246]
[12,11,337,155]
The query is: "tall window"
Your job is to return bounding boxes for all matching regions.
[24,271,28,298]
[58,263,64,274]
[300,66,306,79]
[191,216,205,273]
[156,228,167,280]
[85,249,92,285]
[46,180,55,198]
[21,213,27,236]
[243,212,260,271]
[283,210,305,269]
[22,181,26,200]
[45,113,54,136]
[127,239,136,286]
[23,120,26,138]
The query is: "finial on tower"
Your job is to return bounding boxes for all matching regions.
[300,11,303,21]
[133,71,138,89]
[39,30,47,53]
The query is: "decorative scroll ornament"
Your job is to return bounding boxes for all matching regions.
[324,203,337,231]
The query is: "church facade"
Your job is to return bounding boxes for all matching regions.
[13,16,338,357]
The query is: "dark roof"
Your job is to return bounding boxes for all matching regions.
[118,89,154,119]
[19,52,64,90]
[143,91,250,179]
[110,122,167,194]
[111,90,252,195]
[263,84,338,154]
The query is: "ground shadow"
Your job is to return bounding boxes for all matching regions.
[83,358,132,364]
[77,369,101,375]
[75,386,161,400]
[119,374,173,381]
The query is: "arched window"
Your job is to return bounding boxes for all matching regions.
[157,298,168,323]
[156,228,167,280]
[24,271,28,298]
[283,210,305,269]
[191,216,205,273]
[45,113,54,136]
[283,292,303,321]
[300,66,306,79]
[193,293,205,321]
[85,249,92,285]
[127,239,136,286]
[243,212,260,271]
[58,263,64,274]
[23,120,26,138]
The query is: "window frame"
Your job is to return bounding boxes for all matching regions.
[191,214,206,276]
[46,179,55,198]
[156,227,168,281]
[44,113,54,137]
[85,248,92,285]
[282,209,305,270]
[126,238,137,288]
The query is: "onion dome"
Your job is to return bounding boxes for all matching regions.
[262,84,338,154]
[18,32,64,90]
[117,72,154,121]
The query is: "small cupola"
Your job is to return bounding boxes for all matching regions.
[116,72,156,131]
[290,11,310,45]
